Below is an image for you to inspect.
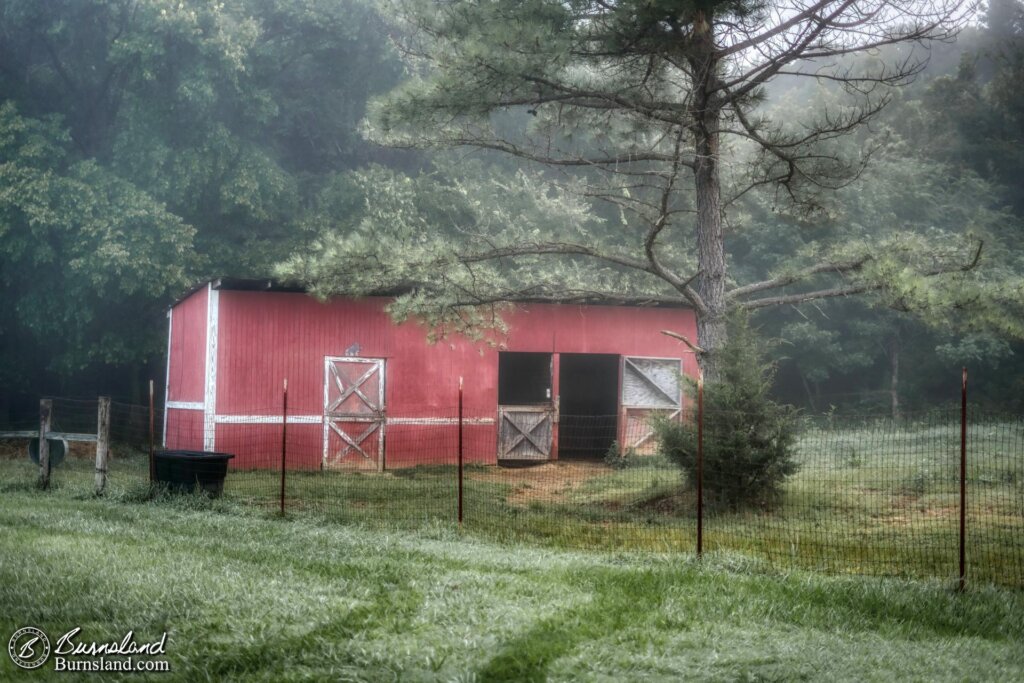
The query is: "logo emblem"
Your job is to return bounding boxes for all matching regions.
[8,627,50,670]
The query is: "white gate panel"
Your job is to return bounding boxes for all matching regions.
[323,357,385,470]
[621,357,682,452]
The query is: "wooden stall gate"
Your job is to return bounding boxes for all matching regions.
[620,356,682,453]
[323,357,386,471]
[498,406,553,461]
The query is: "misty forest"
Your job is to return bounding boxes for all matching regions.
[1,0,1022,416]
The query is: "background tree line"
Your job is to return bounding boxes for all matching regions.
[1,0,1022,419]
[0,0,409,415]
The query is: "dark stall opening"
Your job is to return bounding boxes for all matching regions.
[498,352,552,405]
[558,353,619,459]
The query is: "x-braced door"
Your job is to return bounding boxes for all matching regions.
[323,356,385,470]
[620,356,681,452]
[498,406,553,460]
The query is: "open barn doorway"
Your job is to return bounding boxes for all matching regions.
[498,352,551,405]
[497,352,553,461]
[558,353,619,459]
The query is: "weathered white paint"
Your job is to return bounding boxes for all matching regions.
[162,308,172,447]
[214,415,322,425]
[386,417,495,425]
[207,414,493,426]
[203,284,220,450]
[166,401,204,411]
[627,408,681,449]
[322,356,386,470]
[621,356,682,408]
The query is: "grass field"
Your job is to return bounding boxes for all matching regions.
[1,415,1022,587]
[1,487,1023,681]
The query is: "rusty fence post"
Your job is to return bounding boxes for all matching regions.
[959,367,968,591]
[696,370,704,559]
[149,379,156,483]
[38,399,52,489]
[280,379,288,516]
[458,376,464,527]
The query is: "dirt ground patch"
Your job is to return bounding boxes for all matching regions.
[0,437,96,461]
[880,505,959,527]
[467,461,612,506]
[0,439,28,460]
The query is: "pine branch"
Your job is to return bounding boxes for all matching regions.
[727,256,873,300]
[737,241,984,310]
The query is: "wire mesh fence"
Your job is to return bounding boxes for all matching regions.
[0,397,155,496]
[1,397,1021,587]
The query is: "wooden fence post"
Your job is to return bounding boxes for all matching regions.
[38,399,52,489]
[95,397,110,495]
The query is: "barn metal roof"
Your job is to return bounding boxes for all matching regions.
[171,277,691,309]
[170,277,307,307]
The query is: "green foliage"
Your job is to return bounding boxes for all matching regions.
[603,441,639,470]
[0,0,405,400]
[729,81,1024,410]
[657,314,800,508]
[277,160,681,340]
[304,0,1021,410]
[0,103,196,381]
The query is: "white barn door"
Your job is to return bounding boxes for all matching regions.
[620,357,682,452]
[323,356,385,470]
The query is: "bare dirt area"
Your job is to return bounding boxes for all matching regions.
[881,505,959,527]
[0,439,28,460]
[467,461,612,506]
[0,437,96,461]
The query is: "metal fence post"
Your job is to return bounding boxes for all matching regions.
[959,367,967,591]
[696,370,704,559]
[148,379,156,483]
[280,379,288,516]
[38,399,52,489]
[95,397,110,495]
[458,376,464,527]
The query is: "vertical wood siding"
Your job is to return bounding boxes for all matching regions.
[166,288,698,467]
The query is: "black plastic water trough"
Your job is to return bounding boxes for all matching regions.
[153,450,235,496]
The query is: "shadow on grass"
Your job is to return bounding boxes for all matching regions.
[475,569,669,681]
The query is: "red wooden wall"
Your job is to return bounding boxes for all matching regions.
[164,285,207,450]
[166,285,207,404]
[165,286,698,469]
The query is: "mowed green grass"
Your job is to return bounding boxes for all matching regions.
[1,489,1023,682]
[1,416,1021,586]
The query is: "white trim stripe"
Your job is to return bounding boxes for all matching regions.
[203,285,220,450]
[208,414,495,426]
[216,415,322,425]
[167,401,204,411]
[386,417,495,425]
[162,307,173,447]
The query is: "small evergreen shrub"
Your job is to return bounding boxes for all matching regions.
[603,441,637,469]
[656,313,800,509]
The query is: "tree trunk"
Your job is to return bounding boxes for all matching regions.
[691,13,727,381]
[799,369,818,413]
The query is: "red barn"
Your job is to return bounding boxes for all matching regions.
[163,278,698,470]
